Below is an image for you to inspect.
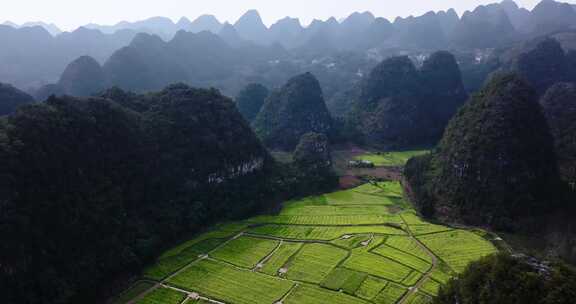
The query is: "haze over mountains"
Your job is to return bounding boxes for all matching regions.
[2,0,576,95]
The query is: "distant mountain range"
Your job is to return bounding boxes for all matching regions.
[1,0,576,92]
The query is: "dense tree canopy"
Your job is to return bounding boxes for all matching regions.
[513,38,570,95]
[405,73,562,229]
[0,85,280,304]
[349,52,467,149]
[540,82,576,183]
[434,254,576,304]
[291,132,339,194]
[235,83,269,123]
[253,72,333,150]
[0,82,35,116]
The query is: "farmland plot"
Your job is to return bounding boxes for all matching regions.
[168,259,294,304]
[285,243,348,283]
[418,230,497,273]
[117,178,499,304]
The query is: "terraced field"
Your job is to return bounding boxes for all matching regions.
[354,151,429,167]
[115,152,498,304]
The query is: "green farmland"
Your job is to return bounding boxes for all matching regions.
[354,150,429,167]
[114,178,497,304]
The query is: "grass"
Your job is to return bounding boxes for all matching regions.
[342,251,413,283]
[355,276,388,300]
[354,150,429,167]
[418,230,498,273]
[118,177,499,304]
[113,281,154,304]
[260,241,303,275]
[284,284,369,304]
[421,278,442,296]
[143,238,227,280]
[372,244,431,273]
[249,224,405,241]
[136,287,186,304]
[168,259,294,304]
[285,243,349,283]
[384,236,432,263]
[321,268,368,294]
[249,214,402,226]
[210,235,279,268]
[405,292,432,304]
[401,271,422,286]
[373,283,408,304]
[324,190,398,205]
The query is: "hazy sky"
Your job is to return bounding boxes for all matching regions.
[3,0,576,31]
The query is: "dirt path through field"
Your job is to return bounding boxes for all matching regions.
[397,215,438,304]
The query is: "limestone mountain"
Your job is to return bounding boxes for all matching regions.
[183,15,223,33]
[526,0,576,35]
[269,17,303,48]
[451,4,517,48]
[235,83,269,123]
[540,83,576,182]
[513,38,570,94]
[58,56,106,96]
[405,74,561,229]
[420,51,468,139]
[393,12,447,49]
[500,0,530,30]
[234,10,269,45]
[253,72,333,150]
[0,82,35,115]
[349,52,467,148]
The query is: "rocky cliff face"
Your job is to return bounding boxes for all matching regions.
[253,72,333,150]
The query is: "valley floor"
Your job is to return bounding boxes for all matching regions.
[112,151,500,304]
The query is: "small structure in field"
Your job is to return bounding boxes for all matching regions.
[348,160,375,168]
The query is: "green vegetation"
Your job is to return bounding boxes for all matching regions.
[321,268,367,294]
[420,278,441,296]
[113,281,154,304]
[285,243,348,283]
[168,259,294,304]
[405,292,432,304]
[135,287,186,304]
[343,251,413,283]
[434,254,576,304]
[373,283,408,304]
[115,181,498,303]
[355,276,388,300]
[355,150,429,167]
[249,224,404,240]
[385,236,432,263]
[260,242,303,275]
[210,236,279,268]
[373,245,431,273]
[144,238,226,280]
[285,284,369,304]
[418,230,497,273]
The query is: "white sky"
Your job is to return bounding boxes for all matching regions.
[2,0,575,31]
